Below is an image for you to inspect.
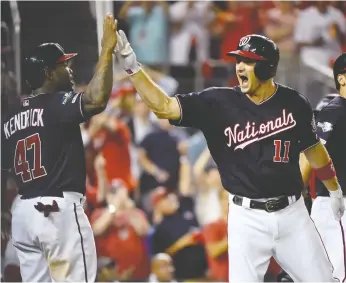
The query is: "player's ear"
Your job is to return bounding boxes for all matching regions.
[337,74,345,88]
[44,68,54,81]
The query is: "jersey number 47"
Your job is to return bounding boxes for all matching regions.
[14,133,47,183]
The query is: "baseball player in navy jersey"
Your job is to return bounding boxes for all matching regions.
[1,14,118,282]
[113,30,344,281]
[300,53,346,281]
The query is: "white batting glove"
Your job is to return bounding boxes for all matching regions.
[114,30,141,75]
[329,187,345,222]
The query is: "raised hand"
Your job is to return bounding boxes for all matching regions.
[101,14,118,51]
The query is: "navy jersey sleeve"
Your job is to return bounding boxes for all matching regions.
[315,106,345,146]
[169,88,213,129]
[297,95,320,151]
[48,91,91,124]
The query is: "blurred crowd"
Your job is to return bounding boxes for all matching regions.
[1,1,346,282]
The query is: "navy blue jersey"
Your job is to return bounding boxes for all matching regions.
[2,91,92,198]
[314,96,346,197]
[170,84,319,198]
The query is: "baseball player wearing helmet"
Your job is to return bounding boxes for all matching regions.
[114,30,343,281]
[300,53,346,281]
[1,14,118,282]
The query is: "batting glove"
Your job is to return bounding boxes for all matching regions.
[114,30,141,75]
[329,187,345,222]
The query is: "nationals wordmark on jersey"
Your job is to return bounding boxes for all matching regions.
[224,109,297,150]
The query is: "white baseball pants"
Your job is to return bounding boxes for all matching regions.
[227,194,335,282]
[311,196,346,282]
[11,192,97,282]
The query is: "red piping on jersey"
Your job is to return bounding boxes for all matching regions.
[340,220,346,282]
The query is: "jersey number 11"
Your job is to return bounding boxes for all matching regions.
[273,140,291,163]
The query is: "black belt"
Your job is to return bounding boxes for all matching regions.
[232,193,301,213]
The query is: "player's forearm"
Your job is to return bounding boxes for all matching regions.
[299,153,312,189]
[129,69,179,119]
[83,48,114,115]
[304,142,340,191]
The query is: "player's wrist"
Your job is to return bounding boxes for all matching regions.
[329,185,343,198]
[124,61,141,76]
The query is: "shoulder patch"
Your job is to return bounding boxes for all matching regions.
[317,121,333,133]
[22,99,29,107]
[61,92,75,105]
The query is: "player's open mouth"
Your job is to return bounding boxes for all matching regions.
[239,75,248,85]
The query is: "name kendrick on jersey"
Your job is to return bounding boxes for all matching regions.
[224,109,296,150]
[3,109,44,139]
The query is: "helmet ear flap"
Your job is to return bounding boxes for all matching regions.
[254,61,277,81]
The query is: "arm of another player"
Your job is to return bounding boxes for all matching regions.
[81,15,118,116]
[114,29,205,125]
[298,101,344,221]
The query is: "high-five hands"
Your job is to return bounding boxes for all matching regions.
[114,30,141,75]
[101,14,118,51]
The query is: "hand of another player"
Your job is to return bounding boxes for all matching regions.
[330,188,345,222]
[101,14,118,51]
[114,30,141,75]
[1,210,12,241]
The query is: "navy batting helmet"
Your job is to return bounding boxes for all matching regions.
[333,53,346,90]
[23,43,77,90]
[227,34,280,81]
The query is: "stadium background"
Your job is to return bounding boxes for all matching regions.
[1,1,345,281]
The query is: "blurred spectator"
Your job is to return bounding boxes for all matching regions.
[128,96,154,181]
[137,120,183,214]
[87,113,136,192]
[96,257,135,282]
[91,180,151,281]
[151,186,208,281]
[85,154,108,210]
[96,257,120,282]
[1,61,20,118]
[193,147,222,226]
[2,193,21,282]
[209,1,260,86]
[119,1,168,69]
[294,1,346,107]
[169,1,214,66]
[263,2,299,90]
[214,1,260,63]
[202,189,229,282]
[3,238,21,282]
[128,95,154,146]
[149,253,176,283]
